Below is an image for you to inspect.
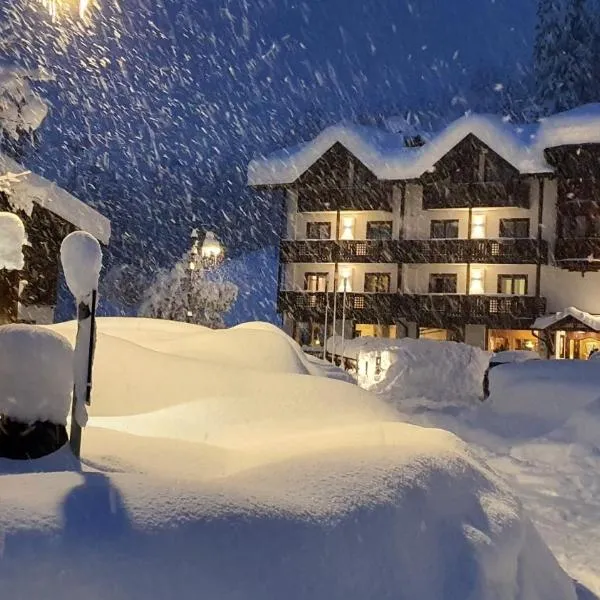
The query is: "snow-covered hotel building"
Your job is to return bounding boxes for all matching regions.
[249,105,600,359]
[0,153,110,325]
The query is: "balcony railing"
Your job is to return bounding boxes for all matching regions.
[555,238,600,271]
[422,180,531,210]
[280,238,547,265]
[281,240,396,263]
[278,292,546,329]
[296,185,392,212]
[398,238,547,264]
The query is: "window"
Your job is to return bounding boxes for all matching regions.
[429,274,457,294]
[430,219,459,239]
[306,222,331,240]
[498,275,528,295]
[366,221,393,240]
[304,272,329,292]
[500,218,530,238]
[364,273,391,293]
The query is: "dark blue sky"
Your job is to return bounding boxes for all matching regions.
[2,0,537,271]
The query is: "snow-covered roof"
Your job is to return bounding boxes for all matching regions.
[0,153,110,244]
[249,105,600,186]
[533,306,600,332]
[535,104,600,149]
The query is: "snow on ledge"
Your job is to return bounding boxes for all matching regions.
[0,153,110,245]
[533,306,600,332]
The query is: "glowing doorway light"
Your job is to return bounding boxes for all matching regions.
[37,0,91,20]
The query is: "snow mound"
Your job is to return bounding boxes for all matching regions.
[356,337,491,402]
[0,318,578,600]
[487,360,600,438]
[0,212,26,270]
[0,324,73,425]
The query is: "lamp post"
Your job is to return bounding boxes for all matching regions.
[200,231,223,270]
[60,231,102,459]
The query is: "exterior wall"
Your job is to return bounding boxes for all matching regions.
[17,304,55,324]
[400,182,537,240]
[284,262,399,293]
[285,189,298,239]
[402,263,537,295]
[541,266,600,314]
[541,178,558,248]
[464,324,487,349]
[291,210,394,240]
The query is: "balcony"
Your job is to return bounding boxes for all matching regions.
[281,238,547,265]
[398,238,547,264]
[555,238,600,271]
[296,185,392,212]
[422,180,531,210]
[280,240,397,264]
[278,292,546,329]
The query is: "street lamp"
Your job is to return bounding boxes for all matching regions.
[36,0,91,20]
[200,231,223,269]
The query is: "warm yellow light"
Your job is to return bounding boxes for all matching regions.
[340,216,355,240]
[37,0,92,20]
[471,214,486,239]
[338,267,353,292]
[469,268,485,294]
[201,231,223,260]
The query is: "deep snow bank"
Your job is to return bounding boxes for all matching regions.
[487,360,600,437]
[0,318,577,600]
[355,337,490,402]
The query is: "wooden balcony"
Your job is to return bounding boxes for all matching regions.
[555,238,600,271]
[422,180,531,210]
[296,185,392,212]
[398,238,547,264]
[280,240,397,264]
[281,239,547,265]
[278,292,546,329]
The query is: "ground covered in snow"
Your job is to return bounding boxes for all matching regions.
[358,339,600,597]
[0,319,580,600]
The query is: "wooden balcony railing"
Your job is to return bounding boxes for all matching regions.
[398,238,547,264]
[422,180,531,210]
[296,185,392,212]
[281,240,396,264]
[555,238,600,271]
[281,238,547,265]
[278,292,546,329]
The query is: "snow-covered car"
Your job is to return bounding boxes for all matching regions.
[482,350,541,399]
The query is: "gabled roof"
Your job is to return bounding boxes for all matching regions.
[0,153,110,245]
[248,113,555,186]
[533,306,600,332]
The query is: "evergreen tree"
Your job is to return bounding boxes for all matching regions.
[139,232,238,329]
[534,0,566,113]
[534,0,596,114]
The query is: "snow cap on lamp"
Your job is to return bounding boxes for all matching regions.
[60,231,103,302]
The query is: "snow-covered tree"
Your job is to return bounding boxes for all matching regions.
[534,0,596,114]
[0,64,50,159]
[139,233,238,329]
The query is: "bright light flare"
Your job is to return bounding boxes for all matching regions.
[37,0,91,20]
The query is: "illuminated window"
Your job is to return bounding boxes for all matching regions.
[498,275,527,295]
[469,268,485,295]
[471,214,486,239]
[340,217,355,240]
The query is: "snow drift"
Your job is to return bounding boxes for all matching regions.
[0,324,73,425]
[353,337,490,402]
[0,318,578,600]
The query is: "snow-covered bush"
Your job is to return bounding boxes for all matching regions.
[139,238,238,329]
